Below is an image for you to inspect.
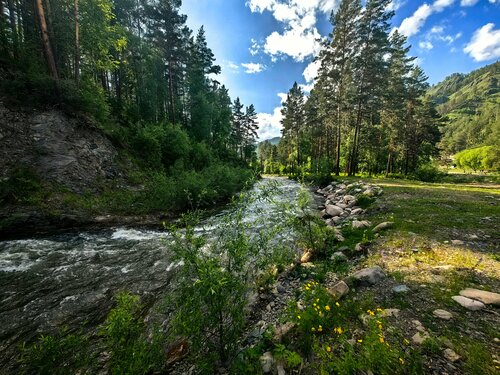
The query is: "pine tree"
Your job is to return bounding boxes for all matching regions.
[280,82,305,173]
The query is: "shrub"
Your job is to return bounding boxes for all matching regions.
[411,163,445,182]
[0,168,42,205]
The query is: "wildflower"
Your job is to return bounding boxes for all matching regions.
[334,327,343,335]
[318,325,323,332]
[403,339,410,345]
[378,324,383,330]
[326,346,332,352]
[313,303,317,307]
[316,298,320,302]
[297,315,301,320]
[325,305,331,311]
[399,358,405,364]
[312,327,316,332]
[367,309,375,316]
[379,337,385,343]
[376,308,383,312]
[357,339,363,343]
[336,302,340,307]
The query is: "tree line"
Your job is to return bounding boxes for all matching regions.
[260,0,442,177]
[0,0,259,164]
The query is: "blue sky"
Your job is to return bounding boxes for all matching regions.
[181,0,500,140]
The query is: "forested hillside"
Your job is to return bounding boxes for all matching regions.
[259,1,442,178]
[0,0,259,225]
[427,61,500,156]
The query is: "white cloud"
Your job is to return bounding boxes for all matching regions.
[419,41,434,49]
[488,0,499,4]
[430,25,444,34]
[386,0,406,12]
[241,62,266,74]
[257,106,283,140]
[249,38,262,56]
[397,0,456,38]
[224,61,239,72]
[277,92,288,103]
[460,0,479,6]
[247,0,338,61]
[299,83,315,93]
[464,23,500,61]
[303,59,321,83]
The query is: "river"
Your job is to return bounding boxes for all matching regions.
[0,177,305,371]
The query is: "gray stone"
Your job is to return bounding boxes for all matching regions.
[351,208,364,216]
[443,348,460,363]
[392,285,410,294]
[328,280,349,299]
[343,194,356,204]
[326,205,343,217]
[373,222,394,233]
[352,220,371,229]
[459,288,500,306]
[363,189,375,197]
[259,352,274,373]
[273,322,295,342]
[412,331,430,345]
[452,295,485,311]
[335,202,348,209]
[276,283,286,294]
[354,243,364,252]
[451,239,465,246]
[380,308,400,318]
[352,266,386,285]
[433,309,453,320]
[331,252,348,262]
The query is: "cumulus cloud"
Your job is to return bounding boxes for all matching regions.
[303,59,321,83]
[256,106,283,140]
[277,92,288,103]
[386,0,406,12]
[419,41,434,50]
[397,0,456,38]
[241,62,266,73]
[460,0,479,6]
[247,0,339,61]
[464,23,500,61]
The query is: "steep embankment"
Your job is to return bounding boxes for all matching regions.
[0,102,150,238]
[427,61,499,155]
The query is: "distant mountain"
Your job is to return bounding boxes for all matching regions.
[259,136,281,146]
[427,61,499,155]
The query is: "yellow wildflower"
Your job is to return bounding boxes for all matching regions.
[399,358,405,364]
[376,308,383,312]
[403,339,409,345]
[379,337,385,343]
[336,302,340,307]
[367,309,375,316]
[325,305,331,311]
[334,327,343,335]
[297,315,301,320]
[312,327,316,332]
[357,339,363,343]
[378,324,383,330]
[318,325,323,332]
[326,346,332,352]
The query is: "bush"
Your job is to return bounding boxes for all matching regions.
[0,168,43,205]
[455,146,500,172]
[411,163,445,182]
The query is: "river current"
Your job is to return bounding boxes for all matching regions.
[0,177,304,370]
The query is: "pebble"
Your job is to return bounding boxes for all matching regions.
[451,240,465,246]
[351,266,386,285]
[443,348,461,362]
[412,331,430,345]
[328,280,350,299]
[392,284,410,294]
[433,309,453,320]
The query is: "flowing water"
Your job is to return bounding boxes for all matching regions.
[0,177,304,370]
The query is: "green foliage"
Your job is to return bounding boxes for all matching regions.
[455,146,500,172]
[411,163,446,182]
[0,168,43,205]
[100,292,164,374]
[272,344,303,369]
[19,330,92,375]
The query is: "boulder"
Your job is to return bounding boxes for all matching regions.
[443,348,460,362]
[259,352,274,373]
[433,309,453,320]
[373,222,394,233]
[412,331,430,345]
[451,239,465,246]
[333,228,345,242]
[351,266,386,285]
[273,322,295,342]
[326,205,344,217]
[328,280,349,299]
[363,189,375,197]
[459,288,500,306]
[343,194,356,204]
[331,252,348,262]
[351,208,364,216]
[452,296,485,311]
[300,250,313,264]
[352,220,371,229]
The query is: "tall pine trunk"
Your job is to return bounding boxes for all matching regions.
[7,0,17,57]
[74,0,80,84]
[35,0,58,81]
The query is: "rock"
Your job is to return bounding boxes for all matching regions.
[351,266,386,285]
[165,339,189,367]
[259,352,274,373]
[363,189,375,197]
[326,205,344,217]
[433,309,453,320]
[351,208,363,216]
[331,252,348,262]
[451,240,465,246]
[331,216,342,225]
[343,195,356,204]
[273,322,295,342]
[333,228,345,242]
[352,220,371,229]
[412,331,430,345]
[452,296,485,311]
[276,283,286,294]
[328,280,349,299]
[392,285,410,294]
[335,202,348,209]
[459,288,500,306]
[443,348,460,363]
[373,222,394,233]
[354,243,364,252]
[380,308,400,318]
[300,250,313,263]
[277,363,285,375]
